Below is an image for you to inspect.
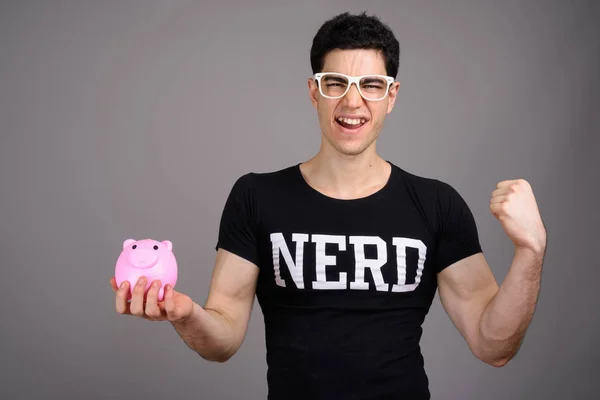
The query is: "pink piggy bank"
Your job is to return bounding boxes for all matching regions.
[115,238,178,302]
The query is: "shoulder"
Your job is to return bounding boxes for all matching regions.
[388,163,473,230]
[389,162,460,203]
[227,164,299,194]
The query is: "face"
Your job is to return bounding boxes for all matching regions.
[308,49,400,156]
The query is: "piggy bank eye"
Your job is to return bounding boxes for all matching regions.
[132,244,137,249]
[153,245,159,250]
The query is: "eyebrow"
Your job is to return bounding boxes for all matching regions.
[361,77,385,84]
[323,76,347,83]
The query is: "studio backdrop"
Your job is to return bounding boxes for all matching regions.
[1,1,598,399]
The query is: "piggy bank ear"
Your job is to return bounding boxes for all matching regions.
[123,239,136,249]
[161,240,173,251]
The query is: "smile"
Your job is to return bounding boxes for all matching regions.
[336,116,367,130]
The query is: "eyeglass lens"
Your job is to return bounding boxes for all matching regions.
[320,73,388,100]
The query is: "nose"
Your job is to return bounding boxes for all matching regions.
[129,249,159,269]
[342,83,363,108]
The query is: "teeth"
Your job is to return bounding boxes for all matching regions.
[337,117,366,125]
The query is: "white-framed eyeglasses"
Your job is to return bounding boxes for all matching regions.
[313,72,395,101]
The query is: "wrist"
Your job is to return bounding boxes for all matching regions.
[514,243,545,262]
[516,239,545,253]
[516,230,547,258]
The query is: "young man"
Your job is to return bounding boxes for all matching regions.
[111,12,547,399]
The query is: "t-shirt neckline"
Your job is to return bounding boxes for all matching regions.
[293,161,396,204]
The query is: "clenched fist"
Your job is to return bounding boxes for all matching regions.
[490,179,547,253]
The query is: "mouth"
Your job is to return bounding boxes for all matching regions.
[335,116,368,131]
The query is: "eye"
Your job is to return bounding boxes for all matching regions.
[132,244,137,249]
[153,245,159,250]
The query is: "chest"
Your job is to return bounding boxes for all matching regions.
[255,202,439,296]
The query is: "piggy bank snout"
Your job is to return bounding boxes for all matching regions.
[129,249,159,269]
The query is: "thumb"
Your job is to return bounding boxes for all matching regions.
[164,284,176,317]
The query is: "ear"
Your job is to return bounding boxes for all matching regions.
[386,81,401,114]
[161,240,173,251]
[123,239,136,249]
[308,77,319,109]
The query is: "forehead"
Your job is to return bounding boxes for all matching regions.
[321,49,387,76]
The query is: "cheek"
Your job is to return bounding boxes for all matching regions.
[317,101,336,124]
[370,104,387,122]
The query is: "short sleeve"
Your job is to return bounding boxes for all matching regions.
[215,173,259,266]
[435,182,482,273]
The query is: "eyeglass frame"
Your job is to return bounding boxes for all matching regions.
[313,72,396,101]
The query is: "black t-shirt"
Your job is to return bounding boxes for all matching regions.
[215,162,482,400]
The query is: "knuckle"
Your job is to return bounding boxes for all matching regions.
[146,306,160,318]
[133,285,146,295]
[149,282,161,294]
[166,304,176,316]
[516,179,528,190]
[130,305,143,317]
[136,277,146,287]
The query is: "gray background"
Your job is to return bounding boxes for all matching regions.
[1,0,598,399]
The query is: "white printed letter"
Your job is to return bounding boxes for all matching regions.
[311,234,347,290]
[391,238,427,292]
[270,233,309,288]
[349,236,388,291]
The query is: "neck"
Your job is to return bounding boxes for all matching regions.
[300,141,391,200]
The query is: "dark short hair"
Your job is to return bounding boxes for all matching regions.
[310,12,400,78]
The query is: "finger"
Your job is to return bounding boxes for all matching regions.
[130,276,148,317]
[490,194,510,204]
[164,284,176,317]
[490,202,507,219]
[145,280,163,319]
[497,179,520,189]
[490,203,500,218]
[492,187,509,198]
[110,277,118,292]
[492,183,520,197]
[115,281,132,315]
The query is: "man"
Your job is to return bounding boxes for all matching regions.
[111,12,546,399]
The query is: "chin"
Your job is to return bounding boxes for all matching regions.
[338,143,369,156]
[327,135,376,156]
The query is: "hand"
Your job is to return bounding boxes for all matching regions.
[110,276,194,323]
[490,179,547,254]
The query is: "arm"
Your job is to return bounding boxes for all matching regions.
[171,248,259,363]
[437,179,546,367]
[113,175,261,362]
[438,249,543,367]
